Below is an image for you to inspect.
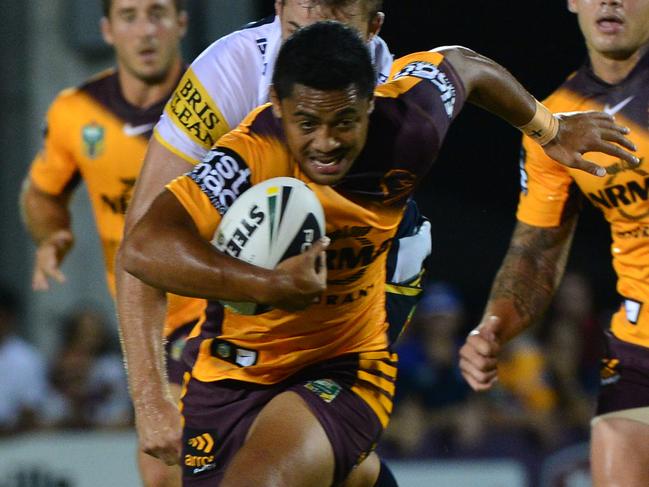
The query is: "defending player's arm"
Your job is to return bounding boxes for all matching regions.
[435,46,639,174]
[115,38,260,464]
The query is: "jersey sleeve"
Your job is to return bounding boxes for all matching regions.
[369,34,393,84]
[29,91,80,195]
[154,34,262,164]
[516,134,576,227]
[384,50,467,135]
[388,51,466,114]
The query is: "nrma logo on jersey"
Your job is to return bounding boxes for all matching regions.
[326,226,392,279]
[588,157,649,220]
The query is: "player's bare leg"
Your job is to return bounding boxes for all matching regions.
[342,452,380,486]
[138,382,183,487]
[221,391,335,487]
[591,417,649,487]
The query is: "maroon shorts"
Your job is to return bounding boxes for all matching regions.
[179,353,395,486]
[165,321,197,385]
[596,331,649,416]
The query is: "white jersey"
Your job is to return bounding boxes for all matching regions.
[154,15,394,163]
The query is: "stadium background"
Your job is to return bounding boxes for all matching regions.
[0,1,612,485]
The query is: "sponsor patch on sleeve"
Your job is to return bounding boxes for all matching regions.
[393,61,457,117]
[164,68,229,149]
[187,147,252,215]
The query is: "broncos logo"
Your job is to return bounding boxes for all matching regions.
[380,169,418,205]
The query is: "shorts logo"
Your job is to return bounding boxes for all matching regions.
[82,122,105,159]
[304,379,342,403]
[393,61,456,117]
[188,433,215,453]
[600,358,620,386]
[184,430,217,475]
[189,147,252,215]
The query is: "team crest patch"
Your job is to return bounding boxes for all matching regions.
[304,378,342,403]
[183,429,218,476]
[82,123,105,159]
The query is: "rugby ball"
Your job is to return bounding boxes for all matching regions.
[212,177,326,314]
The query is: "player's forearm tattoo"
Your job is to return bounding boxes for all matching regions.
[489,218,577,328]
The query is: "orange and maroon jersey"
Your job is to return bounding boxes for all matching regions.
[166,51,466,384]
[518,52,649,349]
[29,69,205,335]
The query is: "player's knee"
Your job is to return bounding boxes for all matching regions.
[593,416,649,449]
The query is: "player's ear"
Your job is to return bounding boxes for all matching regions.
[367,11,384,41]
[567,0,578,14]
[270,86,283,118]
[100,17,114,46]
[176,10,189,39]
[275,0,284,17]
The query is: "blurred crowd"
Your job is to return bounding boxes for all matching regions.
[0,270,606,480]
[0,285,132,436]
[379,271,606,482]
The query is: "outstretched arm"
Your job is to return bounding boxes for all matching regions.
[115,139,192,465]
[459,217,577,391]
[438,46,639,175]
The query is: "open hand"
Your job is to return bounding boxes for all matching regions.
[543,111,639,177]
[32,229,74,290]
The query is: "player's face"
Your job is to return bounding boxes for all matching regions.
[271,83,373,185]
[275,0,382,42]
[568,0,649,59]
[101,0,187,84]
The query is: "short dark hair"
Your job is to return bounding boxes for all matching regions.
[273,20,375,100]
[101,0,186,17]
[280,0,383,19]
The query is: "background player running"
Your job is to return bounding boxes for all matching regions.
[459,0,649,485]
[20,1,193,485]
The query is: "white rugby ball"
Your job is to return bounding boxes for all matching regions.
[212,177,326,315]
